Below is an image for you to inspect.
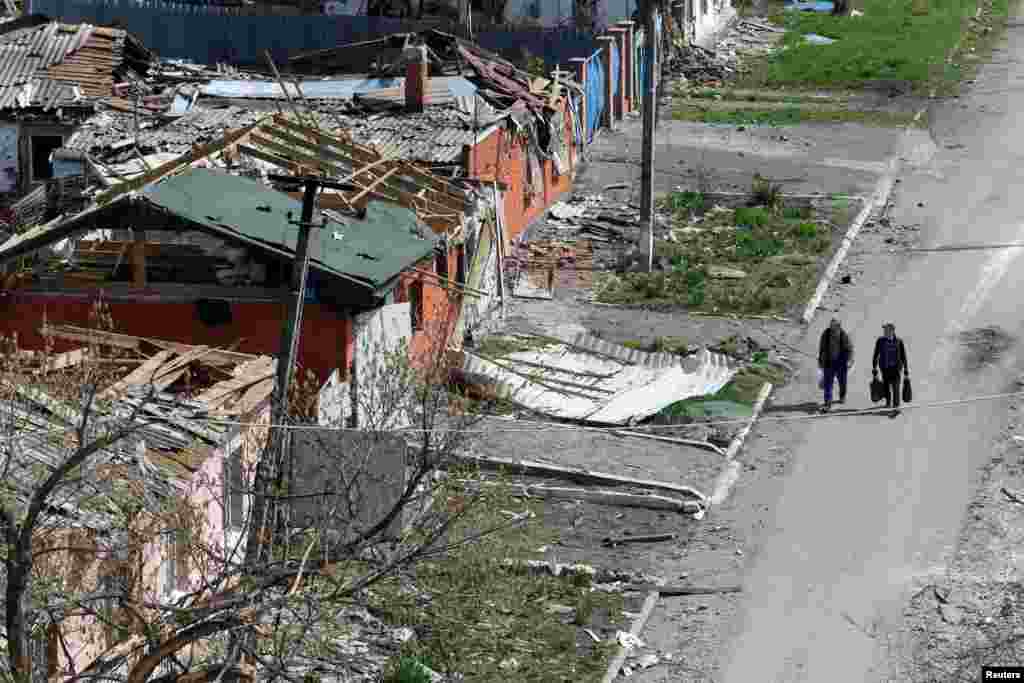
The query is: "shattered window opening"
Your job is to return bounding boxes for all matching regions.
[31,136,64,182]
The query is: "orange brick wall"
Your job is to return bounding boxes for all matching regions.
[394,249,462,371]
[0,292,352,385]
[466,100,577,244]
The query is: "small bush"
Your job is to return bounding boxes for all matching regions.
[783,206,812,220]
[793,221,819,239]
[736,232,785,259]
[734,206,770,228]
[662,190,707,215]
[385,657,434,683]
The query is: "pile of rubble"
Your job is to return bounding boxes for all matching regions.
[666,19,785,85]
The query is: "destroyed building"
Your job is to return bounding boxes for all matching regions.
[0,16,155,207]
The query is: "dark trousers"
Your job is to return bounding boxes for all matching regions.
[823,362,848,404]
[881,368,901,408]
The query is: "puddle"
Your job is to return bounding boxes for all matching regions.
[785,0,834,12]
[957,326,1016,371]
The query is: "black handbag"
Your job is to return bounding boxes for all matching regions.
[870,373,885,402]
[902,376,913,403]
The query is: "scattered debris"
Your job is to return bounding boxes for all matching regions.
[1001,486,1024,504]
[635,653,661,670]
[616,631,645,650]
[785,0,835,12]
[803,33,837,45]
[958,326,1016,371]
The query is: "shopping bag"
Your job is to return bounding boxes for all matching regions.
[870,375,885,403]
[817,368,824,390]
[902,376,913,403]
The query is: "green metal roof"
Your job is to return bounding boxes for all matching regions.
[140,168,435,289]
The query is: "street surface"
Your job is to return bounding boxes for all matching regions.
[719,8,1024,683]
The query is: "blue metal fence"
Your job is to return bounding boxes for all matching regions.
[584,53,604,143]
[33,0,600,67]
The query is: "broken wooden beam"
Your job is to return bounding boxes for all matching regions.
[450,453,708,503]
[458,479,702,514]
[653,585,742,597]
[601,533,677,547]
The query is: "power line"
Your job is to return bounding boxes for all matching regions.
[167,387,1024,435]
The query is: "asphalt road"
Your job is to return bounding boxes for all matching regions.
[719,12,1024,683]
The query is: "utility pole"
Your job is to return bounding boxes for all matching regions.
[639,0,658,273]
[244,174,357,569]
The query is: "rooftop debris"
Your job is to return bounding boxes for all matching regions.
[459,332,737,425]
[0,20,154,111]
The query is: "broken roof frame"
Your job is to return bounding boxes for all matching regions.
[88,111,471,236]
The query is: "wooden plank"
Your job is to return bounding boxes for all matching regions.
[231,376,275,414]
[42,325,256,367]
[248,132,341,176]
[257,124,466,216]
[47,348,87,372]
[104,350,176,397]
[235,143,298,173]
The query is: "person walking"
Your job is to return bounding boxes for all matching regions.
[872,322,909,417]
[818,317,854,413]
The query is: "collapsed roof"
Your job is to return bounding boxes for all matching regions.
[0,18,154,112]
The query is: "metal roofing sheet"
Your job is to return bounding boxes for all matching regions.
[462,332,738,425]
[140,168,434,287]
[200,76,477,100]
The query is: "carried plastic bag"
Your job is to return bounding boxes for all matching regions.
[816,368,824,390]
[870,373,884,402]
[902,376,913,403]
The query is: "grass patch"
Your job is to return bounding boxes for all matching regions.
[764,0,1003,90]
[672,104,924,127]
[657,352,790,421]
[594,189,839,314]
[376,489,623,682]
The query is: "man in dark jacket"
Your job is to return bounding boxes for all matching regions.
[818,317,854,412]
[872,322,909,416]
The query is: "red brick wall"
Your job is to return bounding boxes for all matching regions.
[396,250,461,372]
[466,100,577,244]
[0,292,352,385]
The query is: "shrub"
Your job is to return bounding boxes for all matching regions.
[734,206,770,228]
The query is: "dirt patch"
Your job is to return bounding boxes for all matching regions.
[885,372,1024,682]
[957,326,1016,372]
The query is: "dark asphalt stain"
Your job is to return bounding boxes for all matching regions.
[958,326,1016,372]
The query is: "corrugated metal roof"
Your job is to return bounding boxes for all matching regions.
[140,168,435,288]
[462,332,739,425]
[0,22,130,111]
[65,105,264,158]
[330,106,492,164]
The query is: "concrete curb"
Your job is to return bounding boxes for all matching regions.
[600,589,660,683]
[799,105,929,325]
[709,382,773,506]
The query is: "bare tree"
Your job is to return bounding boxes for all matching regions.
[0,294,501,683]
